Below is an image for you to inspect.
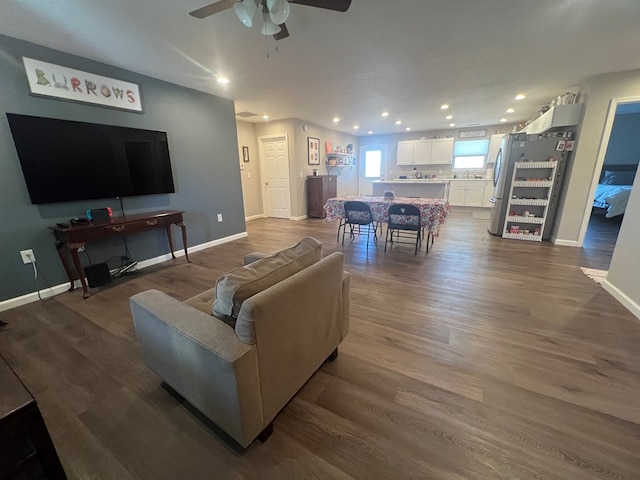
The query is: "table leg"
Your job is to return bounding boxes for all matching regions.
[69,243,89,299]
[165,225,176,259]
[177,222,190,263]
[55,240,76,293]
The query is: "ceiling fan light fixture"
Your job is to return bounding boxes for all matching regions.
[234,0,257,28]
[261,11,281,35]
[267,0,290,25]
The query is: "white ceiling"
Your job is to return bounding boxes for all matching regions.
[2,0,640,136]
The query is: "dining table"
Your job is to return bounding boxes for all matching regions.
[323,195,451,238]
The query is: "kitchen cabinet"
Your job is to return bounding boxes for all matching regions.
[307,175,337,218]
[448,181,485,207]
[430,138,454,164]
[397,141,417,165]
[482,180,494,207]
[487,134,503,164]
[396,138,453,165]
[523,103,583,134]
[502,161,557,241]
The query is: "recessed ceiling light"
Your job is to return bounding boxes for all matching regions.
[381,111,389,117]
[216,76,229,84]
[441,104,449,110]
[445,115,453,120]
[332,117,340,124]
[353,125,359,130]
[262,115,269,120]
[515,94,526,100]
[500,118,507,122]
[395,120,402,125]
[449,123,455,127]
[368,130,373,134]
[405,127,411,131]
[506,108,515,113]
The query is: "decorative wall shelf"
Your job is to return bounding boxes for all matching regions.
[325,152,354,174]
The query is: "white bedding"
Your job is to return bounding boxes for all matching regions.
[593,184,633,218]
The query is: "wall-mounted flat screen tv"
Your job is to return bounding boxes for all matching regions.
[6,113,176,204]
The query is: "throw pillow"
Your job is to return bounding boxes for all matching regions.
[212,237,322,327]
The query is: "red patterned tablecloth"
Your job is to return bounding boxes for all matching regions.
[323,196,451,236]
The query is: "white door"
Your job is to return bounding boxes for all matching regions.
[260,135,291,219]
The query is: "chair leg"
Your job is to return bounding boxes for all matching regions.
[257,422,273,443]
[326,347,338,362]
[414,231,419,255]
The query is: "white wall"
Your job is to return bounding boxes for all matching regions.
[253,119,358,219]
[554,68,640,318]
[236,120,262,218]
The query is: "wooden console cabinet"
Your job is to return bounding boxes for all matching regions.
[52,210,189,299]
[0,355,67,479]
[307,175,337,218]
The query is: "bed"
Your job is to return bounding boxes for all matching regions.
[592,165,637,218]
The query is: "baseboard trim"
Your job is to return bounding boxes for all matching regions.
[602,280,640,321]
[552,237,578,247]
[0,231,248,313]
[290,215,308,221]
[245,214,266,221]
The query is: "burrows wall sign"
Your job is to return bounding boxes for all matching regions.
[22,57,143,113]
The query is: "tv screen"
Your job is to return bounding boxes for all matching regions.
[6,113,175,204]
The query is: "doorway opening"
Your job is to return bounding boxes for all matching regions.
[580,98,640,270]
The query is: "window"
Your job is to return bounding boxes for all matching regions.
[453,139,489,169]
[364,149,382,178]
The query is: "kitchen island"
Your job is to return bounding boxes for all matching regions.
[371,179,449,198]
[371,178,494,208]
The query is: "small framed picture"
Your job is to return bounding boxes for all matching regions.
[563,140,575,151]
[242,146,249,162]
[307,137,320,165]
[555,140,566,151]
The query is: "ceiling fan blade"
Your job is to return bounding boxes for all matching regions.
[289,0,352,12]
[189,0,236,19]
[273,22,290,40]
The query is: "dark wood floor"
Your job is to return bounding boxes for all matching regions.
[1,212,638,480]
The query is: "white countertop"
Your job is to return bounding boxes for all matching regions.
[372,177,490,184]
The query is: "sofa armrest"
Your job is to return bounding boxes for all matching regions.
[130,289,263,448]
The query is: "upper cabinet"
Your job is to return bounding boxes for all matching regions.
[487,134,503,164]
[523,104,583,134]
[397,140,416,165]
[396,138,453,165]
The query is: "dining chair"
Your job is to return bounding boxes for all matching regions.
[384,203,422,255]
[342,201,377,247]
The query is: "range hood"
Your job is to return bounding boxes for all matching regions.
[523,103,583,134]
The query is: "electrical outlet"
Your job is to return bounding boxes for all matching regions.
[20,249,35,264]
[217,213,223,222]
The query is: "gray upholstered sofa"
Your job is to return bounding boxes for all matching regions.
[130,237,350,448]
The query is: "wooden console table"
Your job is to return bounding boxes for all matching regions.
[52,210,190,299]
[0,355,67,479]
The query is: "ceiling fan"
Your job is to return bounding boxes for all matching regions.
[189,0,352,40]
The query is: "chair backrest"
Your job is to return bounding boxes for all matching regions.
[344,201,373,224]
[387,203,421,229]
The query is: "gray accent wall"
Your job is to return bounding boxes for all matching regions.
[0,34,245,302]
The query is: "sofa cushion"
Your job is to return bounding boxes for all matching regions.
[212,237,322,326]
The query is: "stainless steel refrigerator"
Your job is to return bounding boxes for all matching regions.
[488,131,573,239]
